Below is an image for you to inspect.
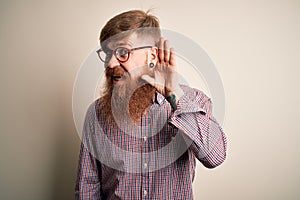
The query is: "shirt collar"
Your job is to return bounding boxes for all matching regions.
[153,92,165,105]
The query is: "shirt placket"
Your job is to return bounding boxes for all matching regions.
[141,110,151,200]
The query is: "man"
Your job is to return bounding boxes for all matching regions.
[75,10,227,199]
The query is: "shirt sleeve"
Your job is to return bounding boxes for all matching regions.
[75,103,102,199]
[168,86,227,168]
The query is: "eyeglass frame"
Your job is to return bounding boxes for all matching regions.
[96,46,154,65]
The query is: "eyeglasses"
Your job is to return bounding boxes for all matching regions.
[96,46,153,65]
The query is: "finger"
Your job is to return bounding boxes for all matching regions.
[169,47,176,67]
[158,37,164,63]
[164,40,170,62]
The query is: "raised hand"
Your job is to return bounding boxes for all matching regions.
[142,37,184,100]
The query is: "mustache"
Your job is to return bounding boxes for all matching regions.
[105,65,128,77]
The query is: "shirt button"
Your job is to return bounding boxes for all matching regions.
[143,190,147,196]
[144,163,148,168]
[143,136,147,141]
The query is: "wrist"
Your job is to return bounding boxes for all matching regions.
[166,87,184,111]
[166,88,183,101]
[166,94,177,111]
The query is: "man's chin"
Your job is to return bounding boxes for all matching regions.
[113,79,126,85]
[102,79,156,123]
[113,76,142,88]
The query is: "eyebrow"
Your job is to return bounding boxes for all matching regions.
[114,42,132,47]
[105,41,133,51]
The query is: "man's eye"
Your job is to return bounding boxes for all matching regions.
[118,48,128,55]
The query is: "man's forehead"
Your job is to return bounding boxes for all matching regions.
[103,32,153,50]
[107,39,132,50]
[106,33,139,49]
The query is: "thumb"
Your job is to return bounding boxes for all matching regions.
[141,75,156,86]
[141,74,165,95]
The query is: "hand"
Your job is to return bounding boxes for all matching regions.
[142,37,184,100]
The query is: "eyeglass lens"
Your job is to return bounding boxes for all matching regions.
[115,48,129,62]
[99,47,130,63]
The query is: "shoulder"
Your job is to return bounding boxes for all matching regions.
[84,97,103,121]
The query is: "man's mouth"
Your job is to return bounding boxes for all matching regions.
[112,75,122,81]
[112,74,126,84]
[108,65,127,84]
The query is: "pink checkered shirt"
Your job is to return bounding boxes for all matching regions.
[75,85,227,199]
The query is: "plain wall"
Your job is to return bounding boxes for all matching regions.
[1,0,299,199]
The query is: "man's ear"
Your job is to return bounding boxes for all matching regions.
[149,47,158,63]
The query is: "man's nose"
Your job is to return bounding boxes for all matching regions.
[106,54,120,69]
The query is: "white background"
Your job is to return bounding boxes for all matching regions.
[0,0,299,199]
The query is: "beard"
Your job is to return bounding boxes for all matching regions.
[100,65,156,125]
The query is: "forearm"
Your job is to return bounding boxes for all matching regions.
[168,86,227,168]
[170,113,227,168]
[75,143,102,199]
[75,103,102,199]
